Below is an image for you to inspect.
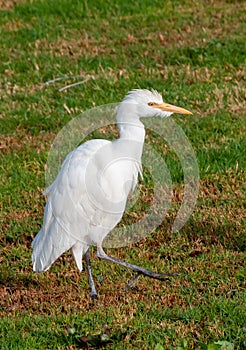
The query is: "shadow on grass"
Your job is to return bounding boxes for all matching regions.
[0,270,38,289]
[183,219,245,252]
[154,216,245,253]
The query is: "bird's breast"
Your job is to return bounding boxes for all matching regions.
[85,141,142,216]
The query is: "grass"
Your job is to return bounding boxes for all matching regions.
[0,0,245,349]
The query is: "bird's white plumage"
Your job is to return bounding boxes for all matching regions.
[32,137,143,272]
[32,89,183,275]
[32,139,110,271]
[123,89,163,104]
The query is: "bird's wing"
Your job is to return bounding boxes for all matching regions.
[32,139,110,272]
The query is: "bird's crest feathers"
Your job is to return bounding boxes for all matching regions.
[122,89,163,105]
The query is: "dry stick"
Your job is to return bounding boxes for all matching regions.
[44,75,88,86]
[59,77,91,92]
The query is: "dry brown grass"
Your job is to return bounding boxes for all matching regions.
[0,128,56,155]
[1,168,244,318]
[0,0,24,10]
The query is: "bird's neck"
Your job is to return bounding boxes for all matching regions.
[116,105,145,143]
[117,120,145,143]
[116,119,145,166]
[116,105,146,163]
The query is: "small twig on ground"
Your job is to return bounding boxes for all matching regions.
[44,75,87,86]
[59,76,91,91]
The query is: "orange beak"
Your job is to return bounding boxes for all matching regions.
[152,102,192,115]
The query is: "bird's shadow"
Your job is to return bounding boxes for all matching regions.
[146,217,245,254]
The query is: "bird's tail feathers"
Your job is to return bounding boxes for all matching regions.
[32,217,78,273]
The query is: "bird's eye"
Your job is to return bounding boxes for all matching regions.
[148,102,155,106]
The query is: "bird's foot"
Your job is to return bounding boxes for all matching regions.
[90,292,98,302]
[125,272,141,291]
[142,270,180,280]
[125,271,179,291]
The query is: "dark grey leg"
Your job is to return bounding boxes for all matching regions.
[84,248,97,301]
[125,272,142,290]
[97,246,179,288]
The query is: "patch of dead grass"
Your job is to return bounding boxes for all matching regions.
[200,170,245,203]
[168,1,245,47]
[1,169,245,316]
[34,35,114,60]
[0,0,24,10]
[0,78,45,98]
[0,128,56,155]
[0,242,243,318]
[3,18,30,31]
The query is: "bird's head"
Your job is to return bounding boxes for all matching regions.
[117,89,192,120]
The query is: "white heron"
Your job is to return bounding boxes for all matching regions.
[32,89,192,299]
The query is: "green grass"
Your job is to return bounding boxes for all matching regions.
[0,0,245,349]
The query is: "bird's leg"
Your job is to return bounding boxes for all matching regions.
[96,246,178,288]
[84,248,97,301]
